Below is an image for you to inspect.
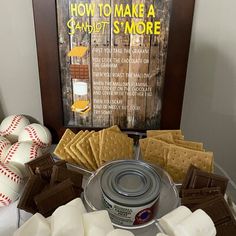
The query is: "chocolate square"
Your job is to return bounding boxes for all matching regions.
[180,165,228,196]
[181,187,221,198]
[181,194,222,211]
[192,195,236,235]
[189,169,228,195]
[34,179,77,217]
[50,165,83,188]
[179,165,199,197]
[17,175,47,214]
[25,153,55,176]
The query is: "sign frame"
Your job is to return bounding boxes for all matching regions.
[32,0,195,142]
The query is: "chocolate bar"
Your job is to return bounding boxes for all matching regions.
[189,169,228,195]
[50,165,83,188]
[181,194,222,210]
[19,155,83,216]
[181,187,222,211]
[34,179,77,217]
[192,195,236,235]
[25,153,55,176]
[181,187,221,198]
[35,160,67,182]
[17,175,47,214]
[179,165,199,197]
[180,165,228,196]
[70,64,89,80]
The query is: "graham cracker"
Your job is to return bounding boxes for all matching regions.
[174,139,204,151]
[166,145,213,183]
[152,132,174,143]
[139,138,149,158]
[53,129,76,164]
[89,134,100,167]
[98,125,123,165]
[143,139,170,168]
[65,130,85,167]
[99,125,121,146]
[147,130,183,140]
[76,131,97,170]
[70,131,94,170]
[99,130,133,164]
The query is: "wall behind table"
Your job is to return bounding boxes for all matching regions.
[0,0,43,123]
[181,0,236,182]
[0,1,235,181]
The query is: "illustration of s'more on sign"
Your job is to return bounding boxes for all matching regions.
[57,0,172,129]
[68,46,91,116]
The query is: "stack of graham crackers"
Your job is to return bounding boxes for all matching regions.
[140,130,214,183]
[54,125,133,171]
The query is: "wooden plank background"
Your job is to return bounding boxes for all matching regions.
[56,0,172,129]
[110,0,130,127]
[90,0,111,127]
[145,0,172,128]
[57,0,72,125]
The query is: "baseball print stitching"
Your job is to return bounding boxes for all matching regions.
[0,140,10,157]
[29,144,40,159]
[25,126,48,148]
[0,193,12,206]
[4,142,20,163]
[0,164,22,184]
[0,115,22,136]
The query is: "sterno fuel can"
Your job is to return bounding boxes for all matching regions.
[100,160,161,226]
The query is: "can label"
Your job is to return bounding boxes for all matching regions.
[103,194,159,226]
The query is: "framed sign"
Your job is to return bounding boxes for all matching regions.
[32,0,195,142]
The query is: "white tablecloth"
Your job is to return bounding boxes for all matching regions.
[0,200,32,236]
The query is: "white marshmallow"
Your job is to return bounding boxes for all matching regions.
[173,209,216,236]
[106,229,135,236]
[13,213,50,236]
[87,225,106,236]
[65,198,87,214]
[51,204,84,236]
[73,81,88,96]
[156,234,169,236]
[83,210,114,236]
[158,206,192,236]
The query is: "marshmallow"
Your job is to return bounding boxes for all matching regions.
[83,210,114,235]
[173,209,216,236]
[159,206,192,236]
[65,198,87,214]
[106,229,135,236]
[51,204,84,236]
[73,81,88,96]
[156,234,169,236]
[13,213,50,236]
[87,225,106,236]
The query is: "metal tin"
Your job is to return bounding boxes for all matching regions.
[100,160,161,226]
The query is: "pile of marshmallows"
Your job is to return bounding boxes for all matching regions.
[157,206,216,236]
[14,198,135,236]
[0,115,52,207]
[14,199,216,236]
